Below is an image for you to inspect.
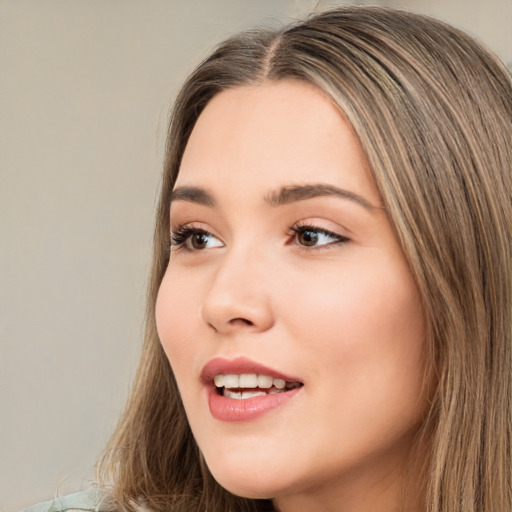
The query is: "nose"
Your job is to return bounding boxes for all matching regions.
[201,245,275,335]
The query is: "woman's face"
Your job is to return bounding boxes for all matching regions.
[156,81,429,511]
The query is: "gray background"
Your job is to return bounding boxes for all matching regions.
[1,1,511,510]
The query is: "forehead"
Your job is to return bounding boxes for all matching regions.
[176,80,379,204]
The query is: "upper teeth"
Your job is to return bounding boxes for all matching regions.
[214,373,287,389]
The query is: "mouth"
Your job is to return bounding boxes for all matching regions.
[213,373,303,399]
[201,357,304,421]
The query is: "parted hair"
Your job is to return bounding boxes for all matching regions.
[97,6,512,512]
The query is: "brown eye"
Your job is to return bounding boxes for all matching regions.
[297,230,319,246]
[170,227,223,251]
[190,232,210,250]
[291,225,349,248]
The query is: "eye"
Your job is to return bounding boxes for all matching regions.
[170,226,223,251]
[291,224,349,248]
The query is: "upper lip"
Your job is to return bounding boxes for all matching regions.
[200,356,303,385]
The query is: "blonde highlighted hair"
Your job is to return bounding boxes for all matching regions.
[97,7,512,512]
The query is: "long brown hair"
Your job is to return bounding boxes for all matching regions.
[97,7,512,512]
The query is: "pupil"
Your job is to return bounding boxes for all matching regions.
[192,232,208,249]
[300,230,318,246]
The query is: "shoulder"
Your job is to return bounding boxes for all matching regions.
[21,490,111,512]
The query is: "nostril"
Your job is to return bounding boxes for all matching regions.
[206,318,254,333]
[229,318,254,327]
[207,322,218,332]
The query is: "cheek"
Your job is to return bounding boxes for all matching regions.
[277,257,428,469]
[282,251,427,400]
[155,269,200,379]
[285,253,423,342]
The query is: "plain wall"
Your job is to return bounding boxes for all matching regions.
[1,1,510,510]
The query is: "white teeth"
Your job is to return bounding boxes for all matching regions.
[274,378,286,389]
[224,389,267,400]
[240,390,267,399]
[223,374,240,388]
[223,389,242,399]
[257,375,273,388]
[213,375,225,387]
[239,373,258,387]
[213,373,301,397]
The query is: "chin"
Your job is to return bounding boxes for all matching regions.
[204,455,289,500]
[211,472,275,499]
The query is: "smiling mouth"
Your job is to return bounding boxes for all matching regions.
[213,373,303,400]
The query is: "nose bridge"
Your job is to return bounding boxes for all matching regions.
[201,238,274,334]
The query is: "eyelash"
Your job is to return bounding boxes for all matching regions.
[170,226,208,249]
[169,223,350,252]
[290,223,350,248]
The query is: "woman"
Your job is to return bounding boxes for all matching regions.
[28,6,512,512]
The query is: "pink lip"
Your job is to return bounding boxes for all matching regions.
[201,357,303,422]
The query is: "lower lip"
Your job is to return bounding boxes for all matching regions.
[207,387,302,422]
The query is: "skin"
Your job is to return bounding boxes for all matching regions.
[156,81,429,512]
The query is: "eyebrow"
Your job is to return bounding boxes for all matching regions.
[169,183,381,210]
[170,186,216,207]
[264,183,379,210]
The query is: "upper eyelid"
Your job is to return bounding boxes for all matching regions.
[170,221,349,238]
[291,224,341,236]
[291,221,351,238]
[171,221,218,235]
